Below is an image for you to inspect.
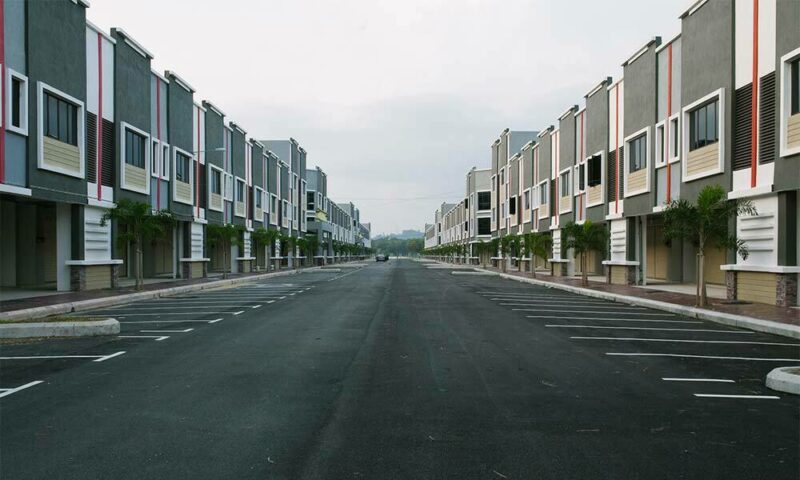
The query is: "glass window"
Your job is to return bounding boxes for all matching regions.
[10,76,26,129]
[524,191,530,210]
[629,134,647,173]
[125,129,146,168]
[509,197,516,215]
[791,58,799,115]
[689,99,719,151]
[478,217,491,235]
[670,117,679,158]
[587,155,602,187]
[255,189,263,208]
[236,179,245,202]
[539,182,548,205]
[151,142,159,175]
[210,168,222,194]
[175,151,191,183]
[477,192,491,210]
[559,171,570,196]
[44,92,78,146]
[655,125,665,165]
[162,145,169,179]
[578,164,585,190]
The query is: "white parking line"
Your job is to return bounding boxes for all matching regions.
[111,312,243,316]
[0,381,44,399]
[105,306,250,311]
[118,335,169,341]
[527,316,701,324]
[208,318,223,324]
[233,310,245,316]
[515,309,673,316]
[606,352,800,361]
[694,394,780,399]
[140,329,193,333]
[663,378,735,383]
[572,336,800,346]
[120,319,221,324]
[489,298,610,304]
[502,303,647,310]
[251,305,262,309]
[547,325,752,333]
[0,351,126,362]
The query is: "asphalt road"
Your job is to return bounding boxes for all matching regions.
[1,259,798,479]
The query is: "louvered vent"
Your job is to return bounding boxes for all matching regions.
[199,164,207,208]
[607,148,622,202]
[86,112,97,182]
[102,119,115,187]
[759,71,776,164]
[733,84,752,171]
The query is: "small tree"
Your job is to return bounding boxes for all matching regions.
[206,223,244,279]
[304,235,320,265]
[252,227,280,272]
[663,184,755,307]
[101,199,175,291]
[280,234,297,268]
[563,221,607,287]
[524,232,552,279]
[499,234,515,273]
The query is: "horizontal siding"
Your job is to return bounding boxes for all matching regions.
[124,163,147,190]
[235,201,245,217]
[43,136,81,173]
[175,181,192,202]
[210,193,222,211]
[588,185,602,204]
[191,262,203,278]
[85,265,111,290]
[610,265,626,285]
[255,207,263,221]
[788,114,800,148]
[627,169,647,194]
[686,143,719,177]
[737,271,776,305]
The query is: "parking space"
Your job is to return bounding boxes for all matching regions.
[449,272,800,403]
[0,269,345,401]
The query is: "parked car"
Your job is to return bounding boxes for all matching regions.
[375,254,388,262]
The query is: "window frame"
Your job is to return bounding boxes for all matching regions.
[174,148,192,184]
[688,98,719,152]
[668,114,681,163]
[654,121,666,168]
[779,47,800,157]
[119,121,151,194]
[36,82,86,179]
[223,172,234,202]
[6,68,29,136]
[681,88,725,182]
[623,126,651,197]
[208,164,224,212]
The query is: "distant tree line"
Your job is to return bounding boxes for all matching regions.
[372,237,424,256]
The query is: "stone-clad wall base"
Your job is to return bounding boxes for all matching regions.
[181,262,208,280]
[726,271,798,307]
[609,265,637,286]
[70,265,120,291]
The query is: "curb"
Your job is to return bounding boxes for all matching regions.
[766,366,800,395]
[0,267,323,323]
[0,318,120,339]
[453,263,800,340]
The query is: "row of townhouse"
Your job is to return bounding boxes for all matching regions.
[0,0,368,293]
[425,0,800,307]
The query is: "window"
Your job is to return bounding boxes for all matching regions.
[792,58,799,115]
[236,178,245,202]
[307,191,314,209]
[500,169,504,185]
[151,141,159,176]
[655,124,665,166]
[578,164,585,191]
[478,217,491,235]
[689,99,719,151]
[210,168,222,194]
[8,71,28,134]
[224,173,234,201]
[509,197,516,215]
[669,117,679,159]
[255,188,263,208]
[628,134,647,173]
[44,91,78,146]
[539,182,548,205]
[175,151,191,183]
[478,192,491,211]
[464,198,469,210]
[587,155,602,187]
[559,171,571,196]
[125,128,146,168]
[524,191,530,210]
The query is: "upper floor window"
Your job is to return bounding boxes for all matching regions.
[124,129,146,168]
[175,151,191,183]
[236,178,245,202]
[478,192,491,210]
[45,91,78,146]
[539,181,549,205]
[255,189,263,208]
[508,197,516,215]
[8,71,28,134]
[689,99,719,151]
[587,155,602,187]
[210,168,222,194]
[559,171,571,196]
[629,134,647,173]
[791,58,799,115]
[524,191,530,210]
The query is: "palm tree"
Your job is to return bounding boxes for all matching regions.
[663,184,755,307]
[563,221,607,287]
[524,232,552,279]
[101,199,175,291]
[304,235,320,266]
[252,227,280,272]
[280,234,297,268]
[499,234,514,273]
[206,223,245,279]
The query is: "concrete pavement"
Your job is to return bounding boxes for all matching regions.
[1,260,797,479]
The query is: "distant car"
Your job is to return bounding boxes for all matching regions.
[375,254,388,262]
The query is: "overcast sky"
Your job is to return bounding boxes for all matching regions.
[88,0,685,236]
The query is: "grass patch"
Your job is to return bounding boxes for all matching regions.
[0,315,111,325]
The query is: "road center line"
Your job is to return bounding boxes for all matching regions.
[606,352,799,361]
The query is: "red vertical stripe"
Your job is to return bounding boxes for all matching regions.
[579,111,584,220]
[224,130,228,224]
[750,0,759,187]
[666,43,673,204]
[97,33,103,200]
[156,77,161,209]
[615,84,620,214]
[0,0,6,184]
[195,106,200,217]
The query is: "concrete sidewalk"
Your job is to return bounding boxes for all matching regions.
[0,266,328,323]
[431,260,800,340]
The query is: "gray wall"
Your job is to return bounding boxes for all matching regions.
[586,81,610,223]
